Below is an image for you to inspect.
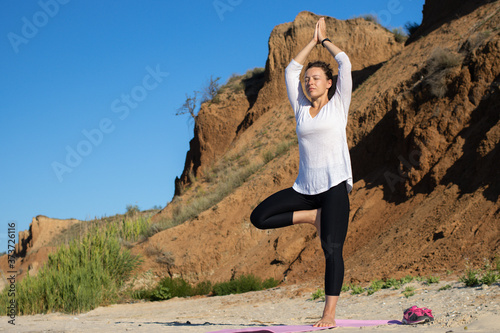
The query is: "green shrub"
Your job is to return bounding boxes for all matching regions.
[400,275,415,284]
[311,288,325,301]
[0,225,141,315]
[120,216,151,242]
[426,276,440,284]
[460,267,482,287]
[480,259,499,286]
[151,284,173,301]
[149,277,193,301]
[438,284,452,291]
[131,288,153,300]
[403,286,415,298]
[381,276,414,290]
[133,274,279,301]
[262,277,280,289]
[481,270,499,286]
[350,284,364,295]
[134,278,213,301]
[213,274,269,296]
[193,280,213,296]
[459,258,500,287]
[213,274,280,296]
[367,279,384,295]
[382,278,401,289]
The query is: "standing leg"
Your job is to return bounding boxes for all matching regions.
[313,182,350,327]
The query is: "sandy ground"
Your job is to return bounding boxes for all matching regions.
[1,280,499,333]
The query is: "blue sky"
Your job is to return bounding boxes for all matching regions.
[0,0,424,243]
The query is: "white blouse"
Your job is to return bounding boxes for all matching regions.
[285,52,353,195]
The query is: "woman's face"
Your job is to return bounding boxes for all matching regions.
[304,67,332,99]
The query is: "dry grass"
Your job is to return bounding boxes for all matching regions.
[423,47,464,98]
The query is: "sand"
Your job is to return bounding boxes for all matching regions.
[2,279,499,332]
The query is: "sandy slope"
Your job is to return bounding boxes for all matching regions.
[3,280,499,332]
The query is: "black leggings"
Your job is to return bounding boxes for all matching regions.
[250,181,350,296]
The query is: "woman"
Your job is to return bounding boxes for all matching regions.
[250,17,352,328]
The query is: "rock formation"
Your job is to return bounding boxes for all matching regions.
[0,216,80,282]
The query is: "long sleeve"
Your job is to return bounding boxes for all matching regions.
[285,59,310,117]
[289,52,353,195]
[332,52,352,125]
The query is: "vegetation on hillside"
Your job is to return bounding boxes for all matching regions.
[0,222,142,315]
[175,67,265,121]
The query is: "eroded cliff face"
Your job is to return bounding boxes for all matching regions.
[0,216,80,283]
[349,33,500,200]
[408,0,495,44]
[142,1,499,286]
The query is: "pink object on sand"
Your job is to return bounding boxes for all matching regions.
[208,319,400,333]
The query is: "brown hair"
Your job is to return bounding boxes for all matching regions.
[305,61,335,98]
[305,61,334,82]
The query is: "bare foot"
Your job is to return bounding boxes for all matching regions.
[313,314,336,327]
[314,295,338,328]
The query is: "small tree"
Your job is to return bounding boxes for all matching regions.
[176,75,221,123]
[202,75,221,103]
[176,91,200,120]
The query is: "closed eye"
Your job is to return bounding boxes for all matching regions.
[305,76,321,83]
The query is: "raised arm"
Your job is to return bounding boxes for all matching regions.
[317,17,352,122]
[293,19,320,65]
[316,17,345,57]
[287,17,352,118]
[293,39,317,65]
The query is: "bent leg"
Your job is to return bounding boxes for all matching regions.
[250,188,316,230]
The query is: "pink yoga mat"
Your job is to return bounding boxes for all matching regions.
[208,319,401,332]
